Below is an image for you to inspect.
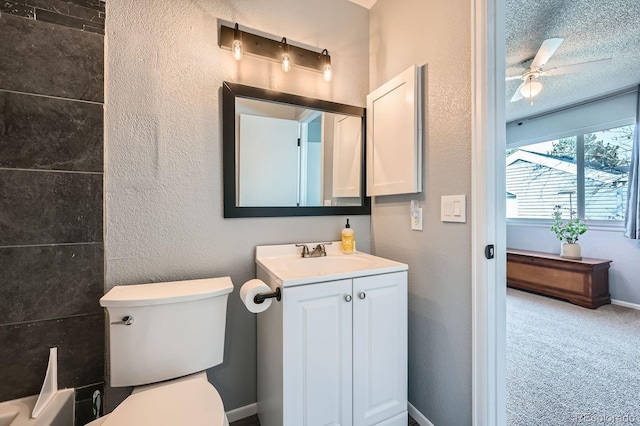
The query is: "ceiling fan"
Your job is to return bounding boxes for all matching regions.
[507,38,612,104]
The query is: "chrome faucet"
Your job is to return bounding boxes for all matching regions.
[311,242,332,257]
[296,242,333,258]
[295,244,311,258]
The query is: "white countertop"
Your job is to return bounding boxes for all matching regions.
[256,242,408,287]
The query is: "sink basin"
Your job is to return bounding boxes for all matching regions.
[283,255,373,275]
[256,242,407,287]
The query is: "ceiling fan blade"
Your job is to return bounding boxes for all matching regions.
[531,38,564,68]
[541,58,612,76]
[506,75,523,81]
[510,82,525,102]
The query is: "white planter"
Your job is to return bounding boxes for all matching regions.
[561,243,582,260]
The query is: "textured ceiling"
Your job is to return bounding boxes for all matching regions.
[506,0,640,121]
[346,0,639,121]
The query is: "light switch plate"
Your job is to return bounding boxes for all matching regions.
[441,195,466,223]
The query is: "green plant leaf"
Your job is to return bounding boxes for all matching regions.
[550,205,588,244]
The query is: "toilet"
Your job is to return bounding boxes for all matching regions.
[90,277,233,426]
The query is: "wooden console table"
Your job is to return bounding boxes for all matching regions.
[506,249,612,309]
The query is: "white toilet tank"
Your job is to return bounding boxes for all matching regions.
[100,277,233,387]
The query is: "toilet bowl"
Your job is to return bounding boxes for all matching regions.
[95,278,234,426]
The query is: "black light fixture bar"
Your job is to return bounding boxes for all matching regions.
[220,24,330,74]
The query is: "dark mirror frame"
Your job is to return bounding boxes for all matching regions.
[223,81,371,218]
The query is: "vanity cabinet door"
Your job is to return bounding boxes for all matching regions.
[352,272,408,426]
[283,279,353,426]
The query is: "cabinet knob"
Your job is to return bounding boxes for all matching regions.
[344,294,352,302]
[358,292,366,300]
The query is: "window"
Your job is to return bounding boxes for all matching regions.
[506,125,635,221]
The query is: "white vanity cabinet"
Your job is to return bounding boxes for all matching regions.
[255,244,408,426]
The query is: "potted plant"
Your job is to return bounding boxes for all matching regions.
[550,205,587,259]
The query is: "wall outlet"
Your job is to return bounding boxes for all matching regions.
[411,207,423,231]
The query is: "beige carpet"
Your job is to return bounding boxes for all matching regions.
[507,289,640,425]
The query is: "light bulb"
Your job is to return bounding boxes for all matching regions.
[323,63,332,82]
[282,53,291,72]
[281,39,291,73]
[321,49,332,82]
[232,39,243,61]
[232,24,243,61]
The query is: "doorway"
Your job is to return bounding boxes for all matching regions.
[470,0,507,424]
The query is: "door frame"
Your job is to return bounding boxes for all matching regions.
[471,0,507,424]
[297,109,323,206]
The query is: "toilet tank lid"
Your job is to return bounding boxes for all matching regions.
[100,277,233,308]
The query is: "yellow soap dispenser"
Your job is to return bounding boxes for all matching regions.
[341,219,354,254]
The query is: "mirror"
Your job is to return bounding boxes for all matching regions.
[223,82,370,218]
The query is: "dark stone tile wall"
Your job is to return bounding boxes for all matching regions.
[0,244,104,324]
[1,0,105,34]
[0,8,104,426]
[0,14,104,102]
[0,170,103,245]
[0,314,104,400]
[0,91,103,172]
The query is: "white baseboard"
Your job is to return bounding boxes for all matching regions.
[226,403,257,423]
[611,299,640,311]
[228,402,434,425]
[408,402,435,426]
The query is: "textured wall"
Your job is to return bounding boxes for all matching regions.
[0,4,105,425]
[369,0,473,425]
[508,224,640,305]
[105,0,370,411]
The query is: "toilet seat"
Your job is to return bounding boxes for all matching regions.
[103,377,227,426]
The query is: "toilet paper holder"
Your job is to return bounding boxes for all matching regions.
[254,287,281,304]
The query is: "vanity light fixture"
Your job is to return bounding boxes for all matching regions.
[220,24,332,80]
[281,38,291,73]
[232,23,243,61]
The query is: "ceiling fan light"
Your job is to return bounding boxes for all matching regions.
[520,78,543,98]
